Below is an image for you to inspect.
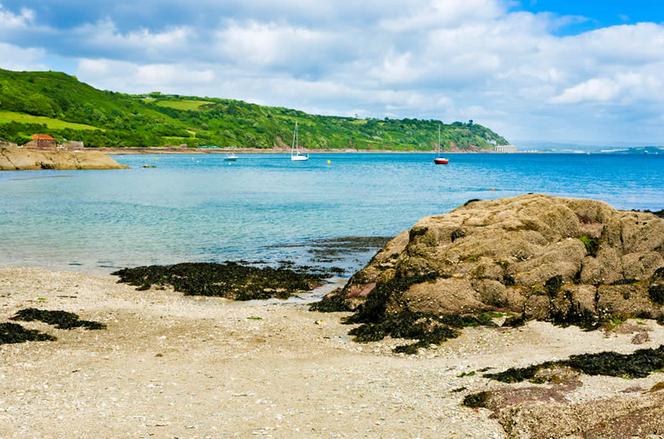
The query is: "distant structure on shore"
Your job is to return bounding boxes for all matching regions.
[26,134,56,149]
[22,134,84,151]
[495,144,518,153]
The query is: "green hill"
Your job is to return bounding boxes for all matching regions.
[0,68,508,150]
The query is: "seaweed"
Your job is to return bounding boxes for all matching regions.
[485,345,664,383]
[309,290,352,312]
[503,314,527,327]
[649,267,664,305]
[450,229,466,242]
[548,291,600,330]
[612,278,638,286]
[10,308,106,330]
[462,391,491,408]
[545,275,564,297]
[0,322,56,345]
[340,272,499,354]
[578,235,600,257]
[112,262,325,300]
[502,273,516,286]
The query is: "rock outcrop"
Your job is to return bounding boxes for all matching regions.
[316,194,664,351]
[465,384,664,439]
[0,146,126,170]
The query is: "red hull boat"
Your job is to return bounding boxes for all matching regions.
[433,123,449,165]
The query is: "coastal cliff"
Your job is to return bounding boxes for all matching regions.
[0,146,126,170]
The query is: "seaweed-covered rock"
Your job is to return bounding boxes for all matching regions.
[112,262,326,300]
[485,344,664,382]
[0,322,56,344]
[11,308,106,330]
[315,194,664,351]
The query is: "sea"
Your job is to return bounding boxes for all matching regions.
[0,152,662,273]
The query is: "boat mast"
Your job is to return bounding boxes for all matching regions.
[437,123,441,156]
[292,121,298,156]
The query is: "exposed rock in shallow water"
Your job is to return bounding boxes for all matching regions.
[11,308,106,330]
[0,322,56,344]
[314,194,664,352]
[112,262,326,300]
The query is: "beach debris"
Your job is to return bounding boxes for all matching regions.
[312,194,664,353]
[112,262,326,300]
[10,308,106,330]
[0,322,56,345]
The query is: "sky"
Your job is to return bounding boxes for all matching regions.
[0,0,663,145]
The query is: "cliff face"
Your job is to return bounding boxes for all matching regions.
[316,194,664,352]
[0,147,126,170]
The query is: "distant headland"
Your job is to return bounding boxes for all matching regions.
[0,68,508,151]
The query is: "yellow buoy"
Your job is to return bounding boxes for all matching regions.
[327,160,331,166]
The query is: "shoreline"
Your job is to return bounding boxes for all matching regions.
[96,146,501,155]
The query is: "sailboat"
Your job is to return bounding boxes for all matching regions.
[290,121,309,161]
[433,123,449,165]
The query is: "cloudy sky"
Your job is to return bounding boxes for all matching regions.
[1,0,663,145]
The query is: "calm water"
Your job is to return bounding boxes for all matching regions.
[0,153,662,272]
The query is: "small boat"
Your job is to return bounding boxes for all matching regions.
[433,123,449,165]
[290,121,309,161]
[224,154,239,162]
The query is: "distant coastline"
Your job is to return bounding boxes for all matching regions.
[100,146,513,155]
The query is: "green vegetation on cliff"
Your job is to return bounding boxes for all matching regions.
[0,68,508,149]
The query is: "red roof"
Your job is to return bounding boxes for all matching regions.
[31,134,55,141]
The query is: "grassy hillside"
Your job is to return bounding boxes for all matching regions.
[0,68,508,149]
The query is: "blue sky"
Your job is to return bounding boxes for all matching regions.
[1,0,663,144]
[518,0,664,28]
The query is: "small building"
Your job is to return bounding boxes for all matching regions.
[495,144,518,153]
[26,134,57,150]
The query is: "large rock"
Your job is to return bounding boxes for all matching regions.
[0,146,126,170]
[317,195,664,350]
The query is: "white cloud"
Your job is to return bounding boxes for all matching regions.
[0,42,45,70]
[552,78,622,104]
[0,4,33,29]
[215,20,333,67]
[77,59,215,92]
[70,19,194,61]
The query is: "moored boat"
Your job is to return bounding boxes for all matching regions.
[433,123,449,165]
[290,121,309,161]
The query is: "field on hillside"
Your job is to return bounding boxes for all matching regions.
[0,110,99,131]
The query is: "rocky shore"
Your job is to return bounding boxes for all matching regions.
[1,195,663,438]
[0,146,126,170]
[317,194,664,350]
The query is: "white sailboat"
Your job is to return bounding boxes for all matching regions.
[290,121,309,161]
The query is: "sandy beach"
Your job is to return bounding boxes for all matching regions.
[2,266,663,438]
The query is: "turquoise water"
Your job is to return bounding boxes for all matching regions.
[0,153,662,272]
